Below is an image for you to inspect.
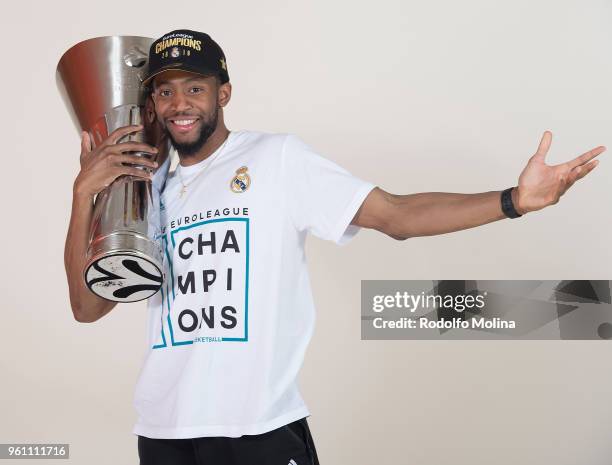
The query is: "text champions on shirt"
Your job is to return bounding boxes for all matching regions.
[164,206,249,340]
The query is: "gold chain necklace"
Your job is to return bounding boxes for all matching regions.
[177,132,231,198]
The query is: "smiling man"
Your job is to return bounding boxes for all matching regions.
[64,29,605,465]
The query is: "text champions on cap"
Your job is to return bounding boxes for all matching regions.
[155,33,202,54]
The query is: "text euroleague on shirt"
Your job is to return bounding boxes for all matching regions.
[164,207,249,232]
[165,206,249,341]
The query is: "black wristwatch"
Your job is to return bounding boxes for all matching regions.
[501,187,522,218]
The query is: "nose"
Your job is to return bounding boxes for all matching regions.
[169,91,192,112]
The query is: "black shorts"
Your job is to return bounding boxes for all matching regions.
[138,417,320,465]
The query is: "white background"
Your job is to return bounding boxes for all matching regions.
[1,0,611,463]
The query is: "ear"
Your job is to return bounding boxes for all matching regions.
[218,81,232,108]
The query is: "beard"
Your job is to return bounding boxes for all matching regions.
[165,105,219,157]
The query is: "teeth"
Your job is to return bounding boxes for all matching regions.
[173,119,195,126]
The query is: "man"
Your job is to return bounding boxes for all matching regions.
[64,29,605,465]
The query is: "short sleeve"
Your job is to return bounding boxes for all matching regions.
[281,134,376,245]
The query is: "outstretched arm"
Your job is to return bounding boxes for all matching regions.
[351,131,605,240]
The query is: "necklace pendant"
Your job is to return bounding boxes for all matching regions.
[179,186,187,198]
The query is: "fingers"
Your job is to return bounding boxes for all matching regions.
[104,124,144,147]
[94,167,152,193]
[82,125,155,168]
[81,131,92,152]
[114,166,154,180]
[80,131,92,158]
[104,164,154,188]
[568,159,599,185]
[93,142,159,161]
[111,141,159,154]
[112,154,159,170]
[566,145,606,170]
[533,130,553,161]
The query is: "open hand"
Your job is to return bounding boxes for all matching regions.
[514,131,605,214]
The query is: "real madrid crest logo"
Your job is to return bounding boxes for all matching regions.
[171,47,180,58]
[230,166,251,193]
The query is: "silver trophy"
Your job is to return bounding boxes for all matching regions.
[57,36,170,303]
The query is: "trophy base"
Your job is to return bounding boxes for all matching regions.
[84,233,163,303]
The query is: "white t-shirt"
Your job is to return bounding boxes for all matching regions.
[132,130,375,439]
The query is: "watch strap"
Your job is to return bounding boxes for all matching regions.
[501,187,522,218]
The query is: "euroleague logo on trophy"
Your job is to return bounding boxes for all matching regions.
[85,256,164,301]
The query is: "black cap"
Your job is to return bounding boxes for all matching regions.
[142,29,229,89]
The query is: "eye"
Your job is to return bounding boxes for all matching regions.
[189,87,204,94]
[157,89,172,98]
